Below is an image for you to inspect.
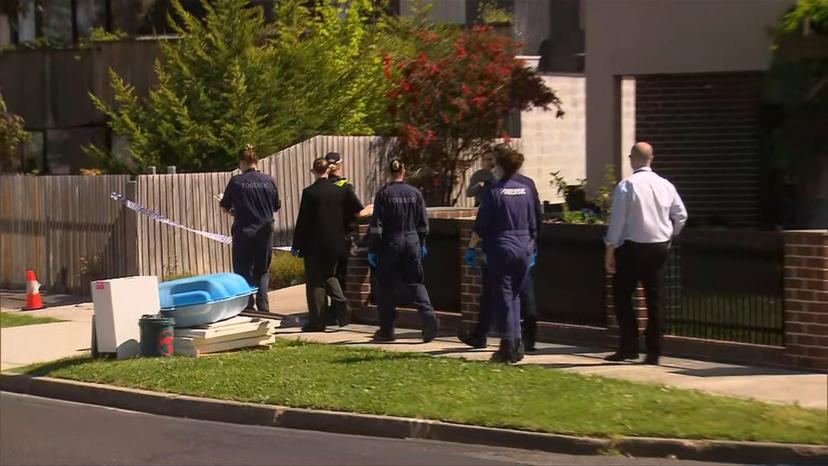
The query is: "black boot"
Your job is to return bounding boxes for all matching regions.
[490,339,523,364]
[372,328,396,342]
[422,315,439,343]
[333,300,351,327]
[522,319,537,352]
[458,330,487,349]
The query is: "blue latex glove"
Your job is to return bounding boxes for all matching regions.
[420,245,428,258]
[529,250,537,268]
[463,247,476,268]
[367,252,378,268]
[291,247,299,257]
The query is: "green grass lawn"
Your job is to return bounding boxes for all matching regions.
[0,312,63,328]
[23,339,827,445]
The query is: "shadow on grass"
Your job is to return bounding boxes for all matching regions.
[331,352,427,364]
[21,356,99,377]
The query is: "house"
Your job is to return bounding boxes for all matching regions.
[3,0,818,228]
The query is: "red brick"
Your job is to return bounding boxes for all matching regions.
[786,289,815,301]
[785,278,805,289]
[802,346,828,358]
[803,279,828,291]
[786,245,814,256]
[787,311,817,323]
[785,355,828,371]
[784,232,827,246]
[786,322,808,334]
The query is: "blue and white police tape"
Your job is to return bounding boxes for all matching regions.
[110,192,291,251]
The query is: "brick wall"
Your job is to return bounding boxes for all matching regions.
[346,208,475,331]
[783,231,828,370]
[635,73,764,227]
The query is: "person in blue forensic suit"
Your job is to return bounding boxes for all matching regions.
[463,146,536,363]
[220,144,281,313]
[459,146,542,352]
[368,159,439,343]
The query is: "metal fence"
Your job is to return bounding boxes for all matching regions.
[663,230,786,346]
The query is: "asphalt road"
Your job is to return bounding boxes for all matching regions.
[0,392,736,465]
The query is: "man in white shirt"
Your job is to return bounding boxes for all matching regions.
[604,142,688,365]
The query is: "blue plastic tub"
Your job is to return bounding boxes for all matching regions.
[158,273,256,328]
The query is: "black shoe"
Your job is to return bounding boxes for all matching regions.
[372,329,396,342]
[642,355,660,365]
[301,324,325,333]
[490,339,523,364]
[604,351,639,362]
[334,302,351,327]
[522,321,537,352]
[422,315,439,343]
[458,331,487,349]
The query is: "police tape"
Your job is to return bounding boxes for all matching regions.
[110,192,291,251]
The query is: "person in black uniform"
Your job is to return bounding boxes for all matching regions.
[459,145,542,351]
[292,158,373,332]
[324,151,356,324]
[368,159,439,343]
[220,144,281,313]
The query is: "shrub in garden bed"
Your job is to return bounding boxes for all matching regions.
[269,250,305,290]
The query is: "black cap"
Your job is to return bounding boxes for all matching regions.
[324,152,342,164]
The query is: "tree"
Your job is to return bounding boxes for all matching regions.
[384,24,562,206]
[764,0,828,226]
[0,93,30,173]
[88,0,392,173]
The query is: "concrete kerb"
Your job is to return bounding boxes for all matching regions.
[1,373,826,464]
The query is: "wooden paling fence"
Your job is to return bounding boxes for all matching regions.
[0,174,131,294]
[2,135,504,294]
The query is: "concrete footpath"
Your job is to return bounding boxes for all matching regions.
[2,287,826,409]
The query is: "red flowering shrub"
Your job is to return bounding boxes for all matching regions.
[384,25,563,205]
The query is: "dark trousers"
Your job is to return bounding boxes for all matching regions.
[612,241,670,357]
[232,224,273,312]
[304,257,347,328]
[486,240,531,343]
[322,237,351,323]
[375,235,434,333]
[477,267,536,336]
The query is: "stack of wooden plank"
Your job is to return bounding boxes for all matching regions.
[174,316,278,357]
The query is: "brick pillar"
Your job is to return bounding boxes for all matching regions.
[783,230,828,371]
[345,223,372,312]
[458,219,480,335]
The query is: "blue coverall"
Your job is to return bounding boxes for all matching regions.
[369,181,435,335]
[474,177,536,343]
[474,173,541,342]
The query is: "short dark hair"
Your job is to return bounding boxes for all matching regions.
[324,152,342,164]
[239,144,258,164]
[493,144,524,178]
[312,157,330,175]
[388,158,404,174]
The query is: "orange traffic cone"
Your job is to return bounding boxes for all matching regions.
[24,269,44,310]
